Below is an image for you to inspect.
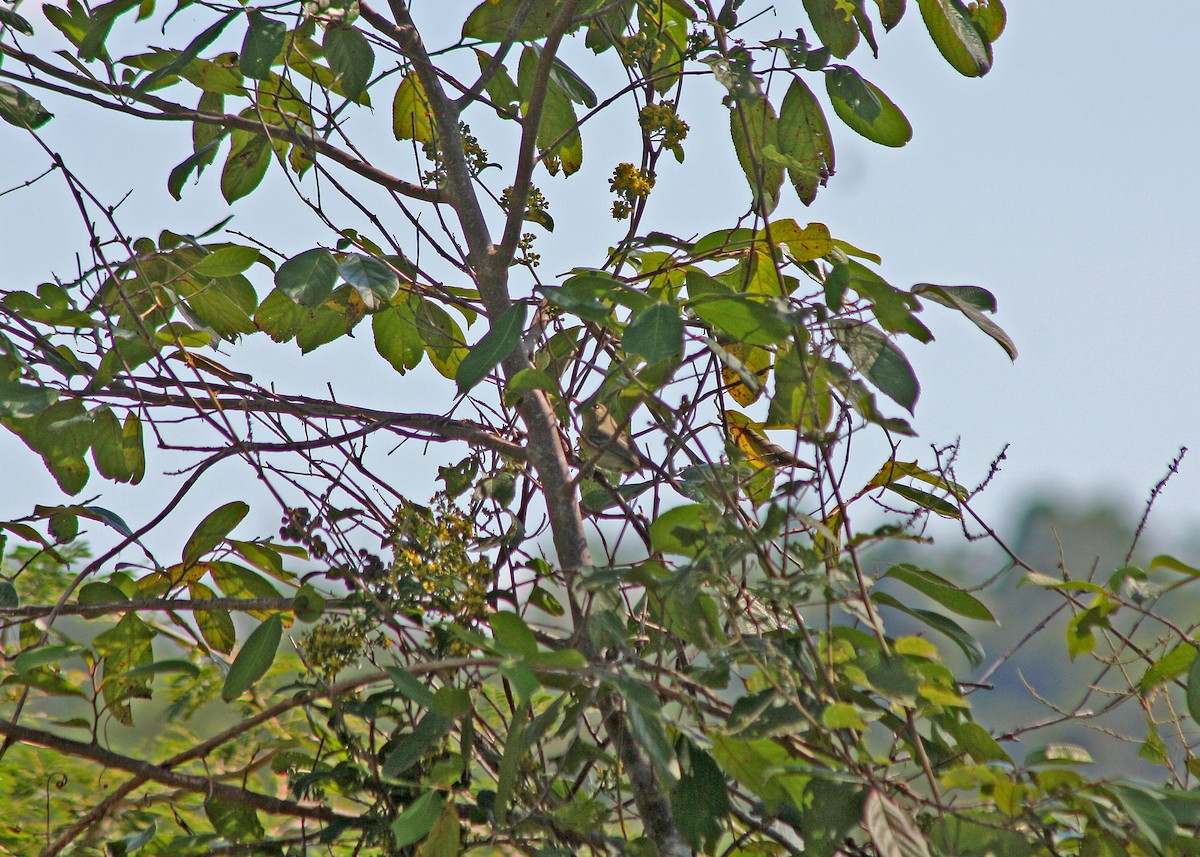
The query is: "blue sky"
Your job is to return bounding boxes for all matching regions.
[2,1,1197,551]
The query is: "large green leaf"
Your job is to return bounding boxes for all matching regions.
[338,254,400,304]
[190,581,236,653]
[205,794,264,842]
[183,501,249,567]
[674,740,731,853]
[324,24,374,102]
[456,303,528,394]
[391,792,445,849]
[731,98,783,214]
[912,283,1017,360]
[802,0,858,58]
[414,299,468,379]
[220,127,272,203]
[463,0,566,42]
[239,12,285,79]
[393,72,436,144]
[90,407,145,484]
[276,248,339,306]
[882,564,994,621]
[221,613,282,700]
[916,0,991,77]
[623,302,683,364]
[831,320,919,413]
[136,11,239,92]
[0,5,35,35]
[518,46,582,175]
[826,66,912,147]
[373,298,425,374]
[775,75,834,205]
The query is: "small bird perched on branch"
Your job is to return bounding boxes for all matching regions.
[579,402,651,475]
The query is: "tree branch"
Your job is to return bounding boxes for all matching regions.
[0,49,443,203]
[0,717,353,823]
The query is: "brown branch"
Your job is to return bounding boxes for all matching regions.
[96,382,527,460]
[0,717,352,823]
[0,597,354,621]
[0,47,443,203]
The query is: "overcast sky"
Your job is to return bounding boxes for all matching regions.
[2,2,1197,555]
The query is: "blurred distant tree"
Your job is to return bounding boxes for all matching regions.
[3,1,1200,856]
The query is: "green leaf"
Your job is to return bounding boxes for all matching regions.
[0,82,53,129]
[518,46,582,175]
[731,98,783,214]
[205,794,264,842]
[673,740,731,853]
[1108,784,1176,853]
[463,0,564,42]
[1188,653,1200,726]
[863,790,932,857]
[183,501,249,567]
[649,504,713,558]
[831,320,920,413]
[826,66,912,147]
[414,299,468,379]
[221,613,282,700]
[168,139,223,200]
[916,0,991,77]
[883,564,993,620]
[209,562,282,615]
[0,581,18,608]
[802,0,858,58]
[338,254,400,303]
[0,6,35,36]
[885,483,960,519]
[137,11,239,92]
[384,712,453,777]
[617,679,680,786]
[190,583,236,654]
[623,302,683,364]
[1140,642,1196,691]
[879,0,907,30]
[324,25,374,102]
[108,822,156,856]
[386,667,437,708]
[239,12,285,79]
[393,72,435,143]
[690,295,790,346]
[912,283,1016,360]
[220,129,271,203]
[871,592,985,667]
[276,248,338,306]
[391,791,445,849]
[456,303,527,394]
[775,75,834,205]
[192,245,260,277]
[292,583,325,622]
[489,611,539,658]
[373,298,425,374]
[13,644,84,675]
[1149,554,1200,577]
[0,380,58,418]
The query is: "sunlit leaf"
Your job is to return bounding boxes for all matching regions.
[916,0,991,77]
[183,501,249,567]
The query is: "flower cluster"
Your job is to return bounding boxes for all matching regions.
[609,162,656,220]
[639,101,690,148]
